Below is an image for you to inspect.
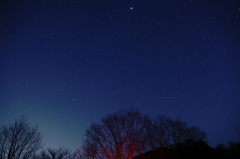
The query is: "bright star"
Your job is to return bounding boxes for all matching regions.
[130,7,133,10]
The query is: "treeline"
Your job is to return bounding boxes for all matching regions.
[0,109,239,159]
[133,140,240,159]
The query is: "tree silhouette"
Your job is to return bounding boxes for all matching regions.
[149,116,207,149]
[81,109,150,159]
[0,115,43,159]
[133,140,217,159]
[35,146,76,159]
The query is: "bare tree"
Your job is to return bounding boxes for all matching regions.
[35,146,76,159]
[0,115,43,159]
[149,116,207,149]
[186,125,207,142]
[81,109,150,159]
[148,116,171,149]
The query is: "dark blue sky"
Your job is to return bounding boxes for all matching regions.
[1,0,240,150]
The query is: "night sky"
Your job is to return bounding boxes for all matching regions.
[1,0,240,151]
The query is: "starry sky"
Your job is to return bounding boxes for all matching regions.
[1,0,240,151]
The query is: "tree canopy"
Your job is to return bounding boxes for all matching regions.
[0,115,43,159]
[81,109,150,159]
[80,109,207,159]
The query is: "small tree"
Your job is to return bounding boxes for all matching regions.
[0,115,43,159]
[81,109,150,159]
[36,146,76,159]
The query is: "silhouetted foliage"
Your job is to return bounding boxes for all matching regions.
[148,116,207,149]
[0,115,43,159]
[80,109,210,159]
[215,141,240,159]
[34,146,76,159]
[133,140,240,159]
[81,109,151,159]
[133,140,219,159]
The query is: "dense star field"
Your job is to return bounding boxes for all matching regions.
[0,0,240,151]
